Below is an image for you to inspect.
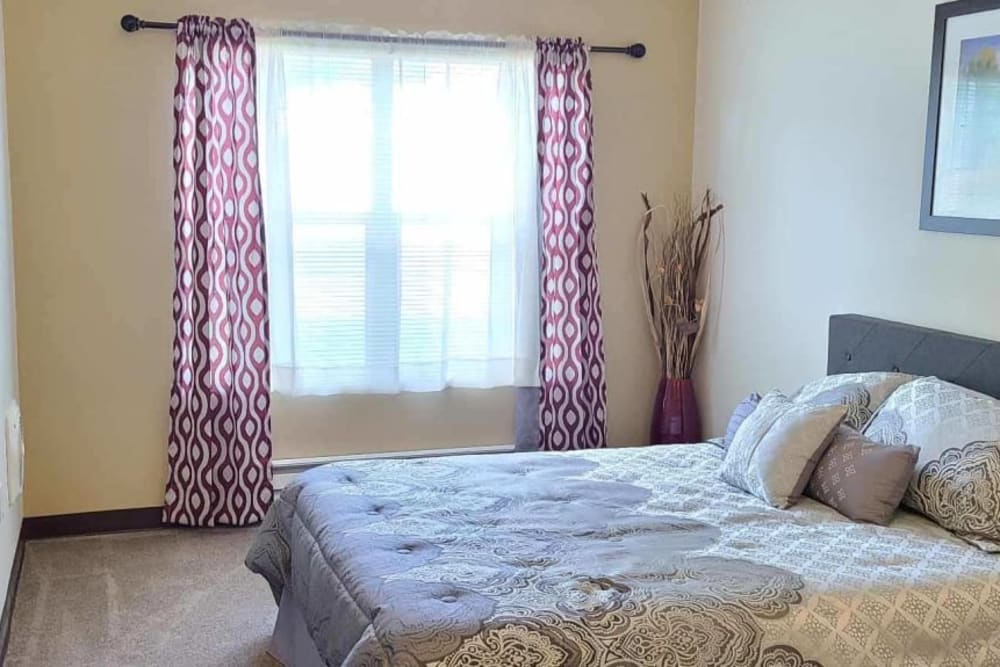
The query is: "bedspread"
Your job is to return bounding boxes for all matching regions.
[246,444,1000,666]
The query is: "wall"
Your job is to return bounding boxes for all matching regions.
[3,0,698,516]
[692,0,1000,436]
[0,0,21,607]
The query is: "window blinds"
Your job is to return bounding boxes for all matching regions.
[257,28,540,394]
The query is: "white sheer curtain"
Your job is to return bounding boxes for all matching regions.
[256,25,540,395]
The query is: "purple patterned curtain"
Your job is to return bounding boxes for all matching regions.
[163,16,272,526]
[536,39,608,451]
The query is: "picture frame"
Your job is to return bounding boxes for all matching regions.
[920,0,1000,235]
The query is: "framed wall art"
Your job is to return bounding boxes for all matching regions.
[921,0,1000,235]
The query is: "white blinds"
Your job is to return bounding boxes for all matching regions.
[257,27,540,395]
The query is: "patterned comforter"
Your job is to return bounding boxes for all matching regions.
[246,444,1000,666]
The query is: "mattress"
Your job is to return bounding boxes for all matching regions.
[246,444,1000,666]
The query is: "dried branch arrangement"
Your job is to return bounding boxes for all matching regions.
[637,189,723,378]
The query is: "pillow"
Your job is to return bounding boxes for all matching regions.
[720,391,847,509]
[721,392,762,451]
[864,377,1000,551]
[792,372,914,430]
[806,426,919,525]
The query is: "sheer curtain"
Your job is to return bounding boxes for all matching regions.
[257,25,540,395]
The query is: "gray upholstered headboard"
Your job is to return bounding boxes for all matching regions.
[828,314,1000,399]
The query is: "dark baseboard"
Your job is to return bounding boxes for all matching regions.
[21,507,163,541]
[0,538,24,664]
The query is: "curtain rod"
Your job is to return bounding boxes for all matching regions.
[119,14,647,58]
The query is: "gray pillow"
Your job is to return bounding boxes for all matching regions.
[720,391,847,509]
[806,426,919,525]
[792,372,914,430]
[865,377,1000,552]
[722,392,762,452]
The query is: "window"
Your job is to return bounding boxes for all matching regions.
[257,30,540,395]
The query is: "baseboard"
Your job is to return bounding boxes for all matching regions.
[18,448,513,537]
[0,538,24,663]
[22,447,516,536]
[274,444,515,476]
[21,507,163,541]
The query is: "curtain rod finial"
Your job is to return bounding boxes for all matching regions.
[120,14,141,32]
[626,43,646,59]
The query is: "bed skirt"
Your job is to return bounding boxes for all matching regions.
[269,590,326,667]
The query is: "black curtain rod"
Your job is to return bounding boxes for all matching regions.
[119,14,646,58]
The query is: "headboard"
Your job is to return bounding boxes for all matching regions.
[828,314,1000,399]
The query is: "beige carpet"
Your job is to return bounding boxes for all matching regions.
[6,528,280,666]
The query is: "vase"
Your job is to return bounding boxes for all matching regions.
[650,376,702,444]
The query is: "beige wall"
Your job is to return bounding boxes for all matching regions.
[4,0,698,516]
[692,0,1000,436]
[0,0,21,607]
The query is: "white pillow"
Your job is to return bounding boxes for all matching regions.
[864,377,1000,552]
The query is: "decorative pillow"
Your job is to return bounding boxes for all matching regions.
[792,372,914,430]
[864,377,1000,551]
[720,391,847,509]
[721,392,762,452]
[806,426,919,525]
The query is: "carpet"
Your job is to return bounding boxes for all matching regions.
[6,528,279,666]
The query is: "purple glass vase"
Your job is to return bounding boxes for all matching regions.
[650,377,702,444]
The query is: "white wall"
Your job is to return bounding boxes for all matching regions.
[0,0,21,606]
[693,0,1000,435]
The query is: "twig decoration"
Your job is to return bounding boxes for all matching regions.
[636,190,723,378]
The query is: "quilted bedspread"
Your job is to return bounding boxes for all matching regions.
[246,444,1000,666]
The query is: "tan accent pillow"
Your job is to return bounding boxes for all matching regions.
[720,391,847,509]
[806,426,919,525]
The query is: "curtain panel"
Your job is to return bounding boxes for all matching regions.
[256,25,541,396]
[536,38,608,451]
[164,16,273,526]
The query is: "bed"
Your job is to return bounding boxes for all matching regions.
[246,315,1000,666]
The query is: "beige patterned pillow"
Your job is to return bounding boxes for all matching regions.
[792,372,914,430]
[720,391,847,509]
[864,377,1000,551]
[806,426,919,525]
